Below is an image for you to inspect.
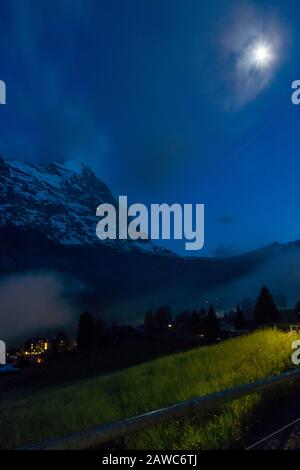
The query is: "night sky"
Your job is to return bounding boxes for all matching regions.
[0,0,299,256]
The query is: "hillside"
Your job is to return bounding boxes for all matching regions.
[2,156,300,342]
[0,329,297,450]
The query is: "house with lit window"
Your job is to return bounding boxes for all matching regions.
[24,337,51,358]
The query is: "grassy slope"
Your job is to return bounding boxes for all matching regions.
[0,329,298,450]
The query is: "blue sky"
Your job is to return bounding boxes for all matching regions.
[0,0,300,255]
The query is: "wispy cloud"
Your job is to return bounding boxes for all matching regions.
[217,214,236,225]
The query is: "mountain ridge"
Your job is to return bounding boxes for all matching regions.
[0,156,172,256]
[1,156,300,342]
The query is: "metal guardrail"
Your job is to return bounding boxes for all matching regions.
[19,368,300,450]
[290,325,300,333]
[18,368,300,450]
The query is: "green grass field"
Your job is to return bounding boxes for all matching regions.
[0,329,298,450]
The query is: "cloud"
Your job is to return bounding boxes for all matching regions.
[217,214,236,224]
[0,271,83,345]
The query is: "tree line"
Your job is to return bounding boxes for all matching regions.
[76,285,300,353]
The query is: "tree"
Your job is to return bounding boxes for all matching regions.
[144,310,155,337]
[198,308,207,333]
[154,305,172,333]
[241,297,254,322]
[175,310,192,334]
[234,303,246,330]
[254,286,280,326]
[205,305,220,341]
[95,318,108,349]
[190,311,202,335]
[76,312,95,352]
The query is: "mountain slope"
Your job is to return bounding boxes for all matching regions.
[0,157,168,255]
[1,156,300,341]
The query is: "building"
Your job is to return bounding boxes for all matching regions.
[24,337,51,357]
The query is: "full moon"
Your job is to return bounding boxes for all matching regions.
[249,41,273,68]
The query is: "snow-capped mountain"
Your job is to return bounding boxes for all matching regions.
[0,156,169,255]
[3,155,300,343]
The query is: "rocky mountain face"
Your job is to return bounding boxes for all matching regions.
[0,157,168,254]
